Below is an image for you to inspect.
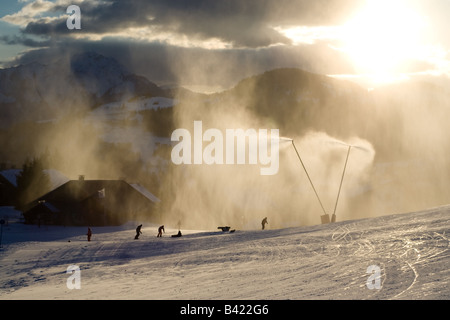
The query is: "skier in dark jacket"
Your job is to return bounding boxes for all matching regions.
[261,217,268,230]
[135,224,142,239]
[157,225,165,237]
[87,227,92,241]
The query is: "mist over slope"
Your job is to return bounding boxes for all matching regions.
[1,52,450,229]
[162,68,450,228]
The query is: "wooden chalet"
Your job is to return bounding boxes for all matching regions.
[23,176,160,226]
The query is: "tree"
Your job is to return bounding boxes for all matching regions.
[16,157,51,210]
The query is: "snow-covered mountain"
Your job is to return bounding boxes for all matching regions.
[0,52,169,126]
[1,54,450,227]
[70,51,130,98]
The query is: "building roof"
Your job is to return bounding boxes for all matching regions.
[0,169,21,187]
[130,183,160,203]
[23,178,160,225]
[34,179,159,204]
[0,168,69,190]
[43,169,70,190]
[42,201,60,213]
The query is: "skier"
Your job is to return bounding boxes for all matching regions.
[157,225,165,237]
[261,217,268,230]
[87,227,92,241]
[171,230,182,238]
[135,224,142,239]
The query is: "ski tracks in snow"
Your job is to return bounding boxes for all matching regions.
[344,223,450,299]
[315,219,449,299]
[1,209,448,299]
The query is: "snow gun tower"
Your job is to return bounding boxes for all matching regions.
[291,140,352,225]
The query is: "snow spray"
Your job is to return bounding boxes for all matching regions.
[287,133,374,224]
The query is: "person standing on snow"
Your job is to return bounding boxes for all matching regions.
[261,217,268,230]
[157,225,165,237]
[87,227,92,241]
[135,224,142,239]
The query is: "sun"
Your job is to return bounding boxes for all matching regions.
[341,0,426,83]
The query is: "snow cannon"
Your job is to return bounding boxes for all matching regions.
[291,140,330,224]
[291,139,355,225]
[321,214,330,224]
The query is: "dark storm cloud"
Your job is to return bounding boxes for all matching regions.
[21,0,362,48]
[0,34,51,48]
[24,18,68,35]
[5,36,354,89]
[2,0,366,86]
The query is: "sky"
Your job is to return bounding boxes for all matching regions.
[0,0,450,91]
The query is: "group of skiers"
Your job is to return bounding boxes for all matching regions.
[86,217,269,241]
[135,224,183,239]
[135,224,181,239]
[85,224,179,241]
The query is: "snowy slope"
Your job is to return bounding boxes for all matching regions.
[88,96,177,122]
[0,205,448,300]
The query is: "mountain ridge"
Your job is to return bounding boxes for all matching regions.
[0,51,171,126]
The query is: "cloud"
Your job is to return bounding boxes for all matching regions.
[0,0,362,84]
[3,36,357,90]
[0,34,52,47]
[2,0,449,89]
[3,0,362,49]
[1,0,58,26]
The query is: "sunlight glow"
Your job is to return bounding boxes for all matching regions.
[341,0,426,82]
[273,25,341,45]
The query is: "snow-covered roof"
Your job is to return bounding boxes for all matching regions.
[43,202,60,213]
[43,169,70,190]
[0,169,69,190]
[0,169,21,187]
[129,183,160,203]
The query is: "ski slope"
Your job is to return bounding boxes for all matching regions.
[0,206,448,300]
